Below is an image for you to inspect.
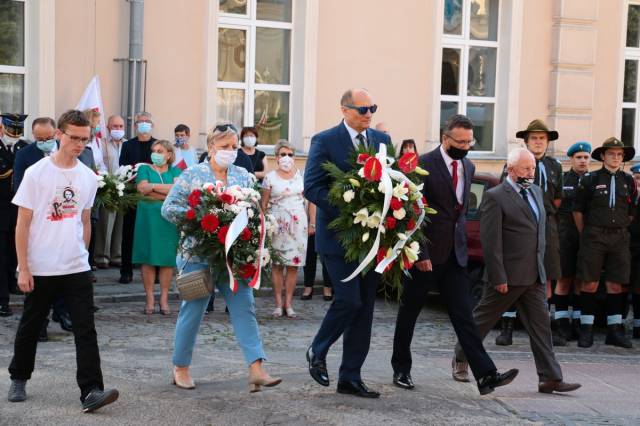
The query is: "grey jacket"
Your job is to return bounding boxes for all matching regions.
[480,180,546,286]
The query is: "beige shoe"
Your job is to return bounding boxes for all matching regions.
[451,357,470,382]
[248,372,282,393]
[172,366,195,389]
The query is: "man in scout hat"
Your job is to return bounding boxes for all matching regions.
[573,137,635,348]
[495,119,564,346]
[552,142,591,344]
[628,163,640,339]
[0,113,29,317]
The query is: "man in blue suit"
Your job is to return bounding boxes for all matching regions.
[304,88,390,398]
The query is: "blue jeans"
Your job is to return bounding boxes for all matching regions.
[172,259,266,367]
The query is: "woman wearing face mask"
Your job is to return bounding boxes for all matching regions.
[261,140,307,318]
[240,127,268,181]
[161,123,282,392]
[133,140,182,315]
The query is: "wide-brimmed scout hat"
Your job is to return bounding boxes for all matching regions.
[591,137,635,162]
[516,119,559,141]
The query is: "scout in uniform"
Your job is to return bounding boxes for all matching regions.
[628,164,640,339]
[495,119,564,346]
[552,142,591,344]
[573,137,635,348]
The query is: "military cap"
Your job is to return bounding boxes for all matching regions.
[630,163,640,174]
[567,141,592,157]
[0,113,28,138]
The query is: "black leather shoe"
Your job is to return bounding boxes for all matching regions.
[38,319,49,342]
[306,346,329,387]
[0,304,12,317]
[300,291,312,300]
[82,388,119,413]
[392,372,414,390]
[605,324,633,349]
[495,317,514,346]
[52,311,73,332]
[477,369,519,395]
[118,274,132,284]
[337,380,380,398]
[8,379,27,402]
[578,324,594,348]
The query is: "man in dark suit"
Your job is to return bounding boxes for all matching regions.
[391,114,517,395]
[453,148,580,394]
[304,88,390,398]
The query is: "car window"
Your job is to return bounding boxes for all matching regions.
[466,180,487,220]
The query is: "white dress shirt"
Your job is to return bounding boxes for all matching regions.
[343,120,368,149]
[440,145,464,205]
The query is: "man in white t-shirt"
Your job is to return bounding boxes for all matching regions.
[7,110,119,413]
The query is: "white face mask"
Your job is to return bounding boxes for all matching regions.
[213,148,238,168]
[242,136,257,148]
[2,135,19,146]
[278,155,294,172]
[110,129,125,140]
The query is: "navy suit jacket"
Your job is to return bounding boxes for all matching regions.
[13,142,46,191]
[304,122,391,256]
[418,146,474,267]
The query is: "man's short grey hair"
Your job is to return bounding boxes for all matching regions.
[507,147,535,166]
[340,88,370,106]
[274,139,295,156]
[134,111,154,124]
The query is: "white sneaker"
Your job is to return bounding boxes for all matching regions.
[272,307,283,318]
[285,307,297,318]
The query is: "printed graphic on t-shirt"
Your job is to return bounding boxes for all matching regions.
[48,185,79,221]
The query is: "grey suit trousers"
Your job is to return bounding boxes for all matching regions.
[454,282,563,382]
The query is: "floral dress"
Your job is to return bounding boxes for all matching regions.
[262,170,307,266]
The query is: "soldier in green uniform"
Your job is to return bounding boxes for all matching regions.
[495,119,564,346]
[552,142,591,343]
[573,137,635,348]
[628,163,640,339]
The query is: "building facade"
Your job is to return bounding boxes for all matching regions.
[0,0,638,172]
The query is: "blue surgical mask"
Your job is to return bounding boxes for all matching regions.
[150,152,166,166]
[137,122,152,134]
[36,139,56,153]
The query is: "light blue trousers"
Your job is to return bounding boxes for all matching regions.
[172,260,266,367]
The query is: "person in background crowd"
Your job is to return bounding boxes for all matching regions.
[240,126,268,181]
[0,113,30,317]
[94,115,126,269]
[7,109,119,412]
[82,109,107,174]
[398,139,418,157]
[119,111,156,284]
[496,119,564,346]
[162,123,281,392]
[132,140,181,315]
[301,201,333,301]
[261,140,307,318]
[375,122,390,135]
[629,163,640,339]
[573,137,635,348]
[552,142,591,344]
[173,124,197,171]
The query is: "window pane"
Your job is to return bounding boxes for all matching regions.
[0,73,24,113]
[467,102,494,151]
[218,28,246,82]
[627,5,640,48]
[444,0,463,35]
[257,0,292,22]
[255,28,291,85]
[624,60,638,103]
[467,47,497,97]
[217,88,244,127]
[622,108,636,147]
[470,0,499,41]
[441,48,461,95]
[440,101,459,130]
[219,0,247,15]
[254,90,289,145]
[0,1,25,66]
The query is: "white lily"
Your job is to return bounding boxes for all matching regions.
[366,211,382,228]
[409,241,420,252]
[397,233,408,241]
[116,182,125,191]
[343,190,355,203]
[353,208,369,227]
[392,183,409,200]
[404,245,419,263]
[393,207,407,220]
[97,180,106,189]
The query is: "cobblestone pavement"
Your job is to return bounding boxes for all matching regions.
[1,281,639,425]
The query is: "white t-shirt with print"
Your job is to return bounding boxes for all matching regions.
[12,157,98,276]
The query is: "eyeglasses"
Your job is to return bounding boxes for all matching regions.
[214,123,238,133]
[278,152,294,157]
[445,133,476,147]
[62,132,90,145]
[344,104,378,115]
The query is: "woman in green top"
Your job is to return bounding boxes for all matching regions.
[133,139,182,315]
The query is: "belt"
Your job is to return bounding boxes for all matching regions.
[588,226,626,234]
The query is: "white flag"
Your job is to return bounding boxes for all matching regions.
[76,75,106,139]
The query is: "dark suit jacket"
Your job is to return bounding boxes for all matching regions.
[418,146,474,267]
[480,180,546,286]
[304,122,391,256]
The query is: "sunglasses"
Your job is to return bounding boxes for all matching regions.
[344,104,378,115]
[278,152,294,157]
[214,123,238,133]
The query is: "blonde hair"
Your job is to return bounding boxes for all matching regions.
[206,123,238,148]
[274,139,295,156]
[151,139,176,164]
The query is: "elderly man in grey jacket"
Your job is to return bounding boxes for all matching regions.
[453,148,580,394]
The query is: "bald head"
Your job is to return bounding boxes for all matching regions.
[375,122,389,135]
[340,88,376,133]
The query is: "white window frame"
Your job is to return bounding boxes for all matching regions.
[217,0,294,149]
[440,0,501,154]
[622,1,640,151]
[0,0,28,114]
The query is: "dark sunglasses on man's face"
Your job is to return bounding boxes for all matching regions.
[344,104,378,115]
[214,123,238,133]
[279,152,294,157]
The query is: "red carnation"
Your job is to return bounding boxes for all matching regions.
[240,227,252,241]
[363,157,383,182]
[185,209,196,220]
[188,189,202,208]
[413,202,421,216]
[385,216,397,230]
[407,217,416,231]
[390,197,403,211]
[240,263,257,279]
[357,153,372,164]
[200,214,219,233]
[217,225,230,244]
[398,153,418,174]
[219,192,235,204]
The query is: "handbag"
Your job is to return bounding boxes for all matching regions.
[175,258,213,301]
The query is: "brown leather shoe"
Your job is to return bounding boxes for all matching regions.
[172,366,195,389]
[538,380,581,394]
[451,357,470,382]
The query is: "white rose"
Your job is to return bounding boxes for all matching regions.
[377,181,386,193]
[393,207,406,220]
[409,241,420,252]
[358,168,365,178]
[343,190,355,203]
[117,190,124,197]
[116,182,125,191]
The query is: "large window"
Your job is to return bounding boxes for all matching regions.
[622,3,640,148]
[440,0,499,152]
[0,0,25,114]
[217,0,293,145]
